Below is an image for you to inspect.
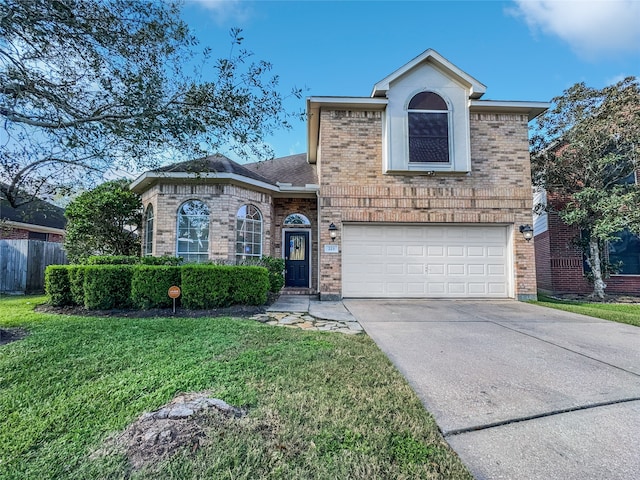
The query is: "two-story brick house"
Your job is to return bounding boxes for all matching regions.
[131,49,548,300]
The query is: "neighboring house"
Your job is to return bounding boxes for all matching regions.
[131,49,548,300]
[534,172,640,295]
[0,191,67,293]
[0,190,66,242]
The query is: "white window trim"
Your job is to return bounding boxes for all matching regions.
[176,199,210,263]
[236,204,263,261]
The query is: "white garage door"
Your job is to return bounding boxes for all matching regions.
[342,224,511,298]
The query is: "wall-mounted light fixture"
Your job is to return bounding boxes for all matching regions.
[519,224,534,242]
[328,222,338,241]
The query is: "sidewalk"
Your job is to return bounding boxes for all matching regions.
[251,295,363,334]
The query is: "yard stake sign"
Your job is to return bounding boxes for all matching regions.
[168,286,181,313]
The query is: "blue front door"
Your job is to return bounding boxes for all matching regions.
[285,231,309,288]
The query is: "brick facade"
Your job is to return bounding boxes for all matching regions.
[0,225,64,243]
[536,210,640,295]
[133,50,546,301]
[141,183,274,260]
[316,110,537,300]
[273,197,318,291]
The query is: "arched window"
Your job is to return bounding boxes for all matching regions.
[284,213,311,226]
[236,204,262,261]
[177,200,210,263]
[143,204,154,256]
[408,91,450,163]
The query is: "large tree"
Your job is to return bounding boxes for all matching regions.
[531,77,640,299]
[0,0,299,207]
[63,179,141,263]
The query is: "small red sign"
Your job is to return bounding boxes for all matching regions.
[168,286,181,299]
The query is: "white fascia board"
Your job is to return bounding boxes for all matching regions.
[371,49,487,99]
[3,220,65,236]
[307,97,388,163]
[130,171,279,194]
[469,100,550,121]
[130,171,318,196]
[307,96,388,109]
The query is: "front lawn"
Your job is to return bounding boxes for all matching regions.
[531,295,640,327]
[0,296,470,479]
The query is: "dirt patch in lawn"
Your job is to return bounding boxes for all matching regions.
[93,392,252,471]
[0,327,28,346]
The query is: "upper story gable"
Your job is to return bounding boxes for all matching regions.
[307,49,548,176]
[374,49,486,174]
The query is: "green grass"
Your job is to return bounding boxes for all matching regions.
[531,294,640,327]
[0,296,470,480]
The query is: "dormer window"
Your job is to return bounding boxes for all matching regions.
[408,92,450,164]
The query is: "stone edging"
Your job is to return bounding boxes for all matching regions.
[250,312,364,334]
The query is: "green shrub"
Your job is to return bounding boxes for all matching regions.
[85,255,139,265]
[182,265,270,309]
[83,265,134,310]
[237,256,284,293]
[45,266,72,306]
[131,266,182,309]
[231,266,269,305]
[260,256,285,293]
[68,266,87,306]
[138,255,183,266]
[181,265,234,309]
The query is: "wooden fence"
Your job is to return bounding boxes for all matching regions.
[0,240,67,294]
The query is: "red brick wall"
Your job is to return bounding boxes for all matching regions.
[534,230,552,291]
[544,209,640,295]
[0,227,64,243]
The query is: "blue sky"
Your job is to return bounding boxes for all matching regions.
[181,0,640,161]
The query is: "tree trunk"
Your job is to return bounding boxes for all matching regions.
[588,237,607,300]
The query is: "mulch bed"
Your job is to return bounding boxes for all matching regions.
[546,293,640,304]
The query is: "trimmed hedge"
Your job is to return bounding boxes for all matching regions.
[46,263,269,310]
[181,265,269,309]
[231,266,270,305]
[83,265,134,310]
[85,255,183,266]
[237,256,284,293]
[131,266,181,309]
[139,255,182,266]
[68,266,87,306]
[45,266,72,306]
[86,255,139,265]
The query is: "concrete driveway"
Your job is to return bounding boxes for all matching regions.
[343,299,640,480]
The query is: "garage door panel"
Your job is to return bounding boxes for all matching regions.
[447,264,465,275]
[386,263,404,274]
[468,264,486,275]
[407,264,424,275]
[343,224,511,298]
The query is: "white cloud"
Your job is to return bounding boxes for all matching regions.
[186,0,253,24]
[511,0,640,59]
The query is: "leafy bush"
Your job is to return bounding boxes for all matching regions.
[45,266,72,306]
[238,256,284,293]
[181,265,269,308]
[181,265,234,309]
[83,265,134,310]
[139,255,183,266]
[231,266,269,305]
[130,266,182,309]
[86,255,139,265]
[68,266,87,306]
